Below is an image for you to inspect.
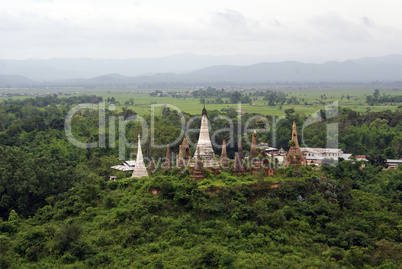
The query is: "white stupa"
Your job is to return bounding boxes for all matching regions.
[194,107,219,168]
[131,134,149,178]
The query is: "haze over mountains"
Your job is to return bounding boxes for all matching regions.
[1,54,402,87]
[0,54,275,81]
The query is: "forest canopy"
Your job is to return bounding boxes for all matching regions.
[0,94,400,268]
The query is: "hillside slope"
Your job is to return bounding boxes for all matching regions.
[0,164,401,268]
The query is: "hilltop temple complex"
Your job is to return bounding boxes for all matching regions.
[110,106,400,180]
[112,107,309,180]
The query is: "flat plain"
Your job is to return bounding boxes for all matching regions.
[1,85,400,116]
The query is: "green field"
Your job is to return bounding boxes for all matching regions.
[1,86,401,116]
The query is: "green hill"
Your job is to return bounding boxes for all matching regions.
[0,164,401,268]
[0,95,401,268]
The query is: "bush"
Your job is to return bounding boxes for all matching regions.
[107,180,118,190]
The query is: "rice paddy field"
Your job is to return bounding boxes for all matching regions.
[1,85,401,116]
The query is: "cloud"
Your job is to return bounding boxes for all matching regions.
[214,9,247,28]
[209,9,287,42]
[309,12,372,42]
[361,16,375,27]
[0,1,401,61]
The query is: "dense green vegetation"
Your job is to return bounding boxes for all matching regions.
[366,89,402,106]
[0,94,401,267]
[0,163,401,268]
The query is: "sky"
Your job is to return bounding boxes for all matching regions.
[1,0,402,62]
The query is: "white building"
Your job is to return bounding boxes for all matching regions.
[300,148,345,165]
[301,148,344,158]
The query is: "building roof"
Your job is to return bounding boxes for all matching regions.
[339,154,353,160]
[300,148,343,154]
[258,142,269,148]
[306,156,327,160]
[387,159,402,165]
[264,147,278,152]
[110,165,133,172]
[125,160,136,166]
[111,160,136,171]
[356,158,368,161]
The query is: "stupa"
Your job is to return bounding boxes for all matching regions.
[194,106,219,168]
[220,139,229,169]
[182,137,192,161]
[132,135,149,178]
[249,131,259,160]
[148,160,155,173]
[177,145,185,169]
[233,154,245,175]
[163,145,172,169]
[285,121,307,167]
[238,137,244,160]
[191,147,205,180]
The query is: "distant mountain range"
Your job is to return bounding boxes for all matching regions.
[1,54,402,87]
[0,53,273,81]
[0,75,36,87]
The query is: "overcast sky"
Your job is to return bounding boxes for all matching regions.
[1,0,402,62]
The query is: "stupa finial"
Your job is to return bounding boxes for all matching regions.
[202,105,207,116]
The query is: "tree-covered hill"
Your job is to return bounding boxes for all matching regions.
[0,95,401,268]
[0,164,401,268]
